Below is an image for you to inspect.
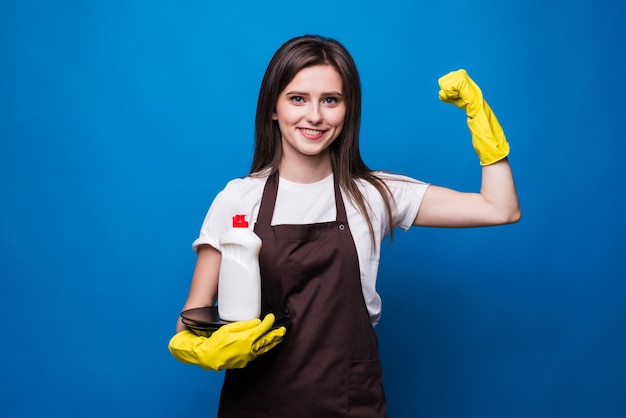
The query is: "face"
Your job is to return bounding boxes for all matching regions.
[273,64,346,165]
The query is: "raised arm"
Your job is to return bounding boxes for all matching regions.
[414,70,521,228]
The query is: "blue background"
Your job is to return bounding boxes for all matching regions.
[1,1,625,417]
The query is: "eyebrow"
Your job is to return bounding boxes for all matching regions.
[285,90,343,96]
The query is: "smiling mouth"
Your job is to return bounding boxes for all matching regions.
[299,128,325,139]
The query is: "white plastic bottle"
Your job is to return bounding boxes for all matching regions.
[217,214,262,322]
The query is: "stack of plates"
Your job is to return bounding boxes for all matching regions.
[180,306,228,337]
[180,306,291,337]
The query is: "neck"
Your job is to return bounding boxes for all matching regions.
[278,153,333,184]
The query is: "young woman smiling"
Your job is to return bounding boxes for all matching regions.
[169,35,520,418]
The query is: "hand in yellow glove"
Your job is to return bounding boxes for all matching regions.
[438,69,510,166]
[168,313,286,371]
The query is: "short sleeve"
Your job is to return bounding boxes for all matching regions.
[191,187,236,253]
[382,174,430,231]
[191,175,268,253]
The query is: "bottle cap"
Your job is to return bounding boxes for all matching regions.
[232,214,249,228]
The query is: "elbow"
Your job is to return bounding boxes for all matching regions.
[509,207,522,224]
[486,199,521,226]
[501,204,521,225]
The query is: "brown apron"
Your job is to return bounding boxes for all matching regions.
[218,171,386,418]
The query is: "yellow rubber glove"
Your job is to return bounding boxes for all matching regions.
[438,69,510,166]
[168,313,286,371]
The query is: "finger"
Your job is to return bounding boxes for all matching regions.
[439,88,459,102]
[252,326,286,351]
[220,318,262,333]
[255,338,283,355]
[250,313,276,338]
[253,327,287,354]
[228,313,275,341]
[439,90,465,110]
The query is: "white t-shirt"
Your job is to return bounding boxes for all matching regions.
[192,171,429,325]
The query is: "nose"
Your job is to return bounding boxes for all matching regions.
[306,103,322,125]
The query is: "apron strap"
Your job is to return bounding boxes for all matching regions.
[256,171,279,225]
[256,170,348,225]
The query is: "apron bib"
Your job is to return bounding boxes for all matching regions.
[218,171,386,418]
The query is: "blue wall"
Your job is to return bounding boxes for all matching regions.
[1,1,625,417]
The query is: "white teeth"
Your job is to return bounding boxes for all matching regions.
[302,129,323,135]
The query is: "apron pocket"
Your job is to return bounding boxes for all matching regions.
[346,359,386,417]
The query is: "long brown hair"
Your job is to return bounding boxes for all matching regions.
[251,35,396,240]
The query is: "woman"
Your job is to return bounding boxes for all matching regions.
[169,35,520,417]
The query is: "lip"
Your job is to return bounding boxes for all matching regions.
[298,128,326,140]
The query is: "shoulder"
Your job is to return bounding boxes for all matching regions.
[219,171,270,199]
[354,171,429,197]
[373,171,428,186]
[352,171,430,231]
[208,171,271,225]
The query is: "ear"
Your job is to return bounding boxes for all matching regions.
[272,110,278,120]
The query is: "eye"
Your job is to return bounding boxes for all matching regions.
[322,96,340,105]
[289,96,305,104]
